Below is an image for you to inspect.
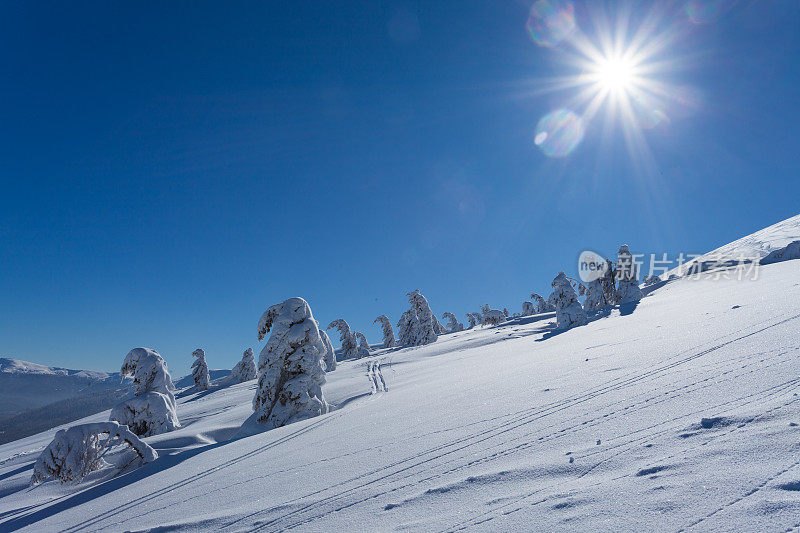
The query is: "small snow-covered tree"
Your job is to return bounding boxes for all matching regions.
[466,313,477,328]
[471,312,485,325]
[480,304,506,326]
[441,312,464,332]
[616,244,643,304]
[319,327,336,371]
[551,271,588,329]
[190,348,211,391]
[327,318,358,360]
[230,348,257,383]
[503,308,510,318]
[253,297,328,429]
[583,279,605,311]
[522,301,535,316]
[355,332,370,358]
[31,421,157,485]
[397,309,418,345]
[407,289,438,345]
[373,315,396,348]
[531,293,554,313]
[599,258,618,305]
[109,348,179,437]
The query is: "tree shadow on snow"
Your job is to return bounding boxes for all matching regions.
[0,463,32,483]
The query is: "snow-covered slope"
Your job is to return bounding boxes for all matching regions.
[667,213,800,277]
[1,230,799,531]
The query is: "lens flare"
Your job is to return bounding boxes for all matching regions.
[534,109,584,158]
[685,0,735,24]
[526,0,576,48]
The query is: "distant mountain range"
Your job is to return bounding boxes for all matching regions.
[0,357,231,444]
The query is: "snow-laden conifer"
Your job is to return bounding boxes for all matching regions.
[466,313,478,329]
[109,348,179,437]
[230,348,257,383]
[599,258,618,305]
[355,332,370,358]
[481,304,506,326]
[319,328,336,371]
[31,421,157,485]
[327,318,358,360]
[407,289,438,345]
[190,348,211,391]
[550,271,588,329]
[530,293,554,313]
[373,315,397,348]
[252,297,328,429]
[397,309,418,346]
[442,312,464,332]
[522,301,535,316]
[616,244,643,304]
[583,279,605,311]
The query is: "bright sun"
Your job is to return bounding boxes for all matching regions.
[596,56,635,92]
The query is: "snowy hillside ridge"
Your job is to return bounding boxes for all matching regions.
[666,212,800,277]
[1,259,798,531]
[1,216,800,531]
[0,358,112,380]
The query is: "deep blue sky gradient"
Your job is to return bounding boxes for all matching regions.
[1,1,798,375]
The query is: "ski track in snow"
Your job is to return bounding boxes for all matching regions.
[245,314,800,532]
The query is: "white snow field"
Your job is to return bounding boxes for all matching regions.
[1,225,799,532]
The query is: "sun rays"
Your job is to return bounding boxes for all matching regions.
[525,1,684,162]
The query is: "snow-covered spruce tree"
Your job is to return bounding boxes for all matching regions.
[109,348,179,437]
[616,244,643,304]
[327,318,358,360]
[407,289,438,345]
[373,315,397,349]
[503,308,510,318]
[599,258,618,305]
[522,301,535,316]
[466,313,477,329]
[319,327,336,371]
[31,421,157,485]
[230,348,257,383]
[441,312,464,333]
[471,312,485,325]
[190,348,211,391]
[355,332,371,358]
[551,271,588,329]
[583,279,605,311]
[531,293,554,313]
[397,309,418,345]
[481,304,506,326]
[253,297,328,429]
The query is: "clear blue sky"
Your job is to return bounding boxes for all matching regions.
[1,1,798,376]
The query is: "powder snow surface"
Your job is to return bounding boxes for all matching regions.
[1,224,799,531]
